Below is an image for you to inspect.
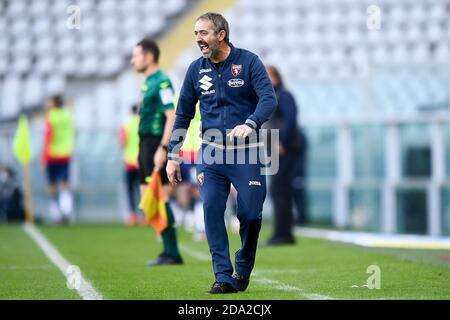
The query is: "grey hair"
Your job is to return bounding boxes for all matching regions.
[196,12,230,44]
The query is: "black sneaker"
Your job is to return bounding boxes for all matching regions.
[233,273,250,292]
[208,281,238,294]
[264,236,296,246]
[146,254,183,266]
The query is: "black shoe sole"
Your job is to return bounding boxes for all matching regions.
[236,282,249,292]
[263,238,296,246]
[146,257,184,266]
[208,283,238,294]
[233,275,250,292]
[208,289,238,294]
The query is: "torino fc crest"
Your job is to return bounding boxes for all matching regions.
[231,64,242,77]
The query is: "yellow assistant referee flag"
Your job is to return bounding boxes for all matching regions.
[13,114,32,165]
[139,170,168,235]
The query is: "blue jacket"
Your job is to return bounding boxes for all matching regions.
[271,84,302,149]
[168,44,277,160]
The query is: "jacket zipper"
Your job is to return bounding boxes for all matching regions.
[219,73,226,131]
[210,61,226,141]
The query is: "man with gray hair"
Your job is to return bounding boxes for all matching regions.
[166,12,277,294]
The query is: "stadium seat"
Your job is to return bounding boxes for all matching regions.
[35,36,54,56]
[0,58,7,76]
[0,36,9,59]
[100,56,124,78]
[12,36,33,58]
[45,74,66,96]
[94,84,119,128]
[6,1,27,19]
[29,1,49,18]
[162,0,187,17]
[22,76,44,109]
[0,0,448,125]
[116,71,140,122]
[50,0,71,17]
[10,17,29,38]
[35,56,56,76]
[0,15,5,35]
[141,0,161,13]
[98,16,119,37]
[77,56,99,77]
[0,76,22,118]
[434,43,450,63]
[33,17,52,38]
[73,94,94,129]
[142,15,166,36]
[78,0,96,12]
[11,56,32,75]
[79,36,97,55]
[121,0,139,13]
[58,55,78,75]
[97,0,117,17]
[57,35,76,56]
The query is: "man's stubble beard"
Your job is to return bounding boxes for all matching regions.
[205,41,220,60]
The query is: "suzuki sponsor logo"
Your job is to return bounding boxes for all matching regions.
[199,75,213,91]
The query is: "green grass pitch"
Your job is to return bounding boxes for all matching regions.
[0,224,449,300]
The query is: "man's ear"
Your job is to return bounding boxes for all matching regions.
[145,52,154,65]
[218,30,226,42]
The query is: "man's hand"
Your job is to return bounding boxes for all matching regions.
[153,146,167,170]
[166,159,182,186]
[227,124,253,140]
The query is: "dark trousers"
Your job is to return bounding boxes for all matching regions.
[293,142,307,225]
[270,149,301,240]
[199,147,266,289]
[125,169,140,213]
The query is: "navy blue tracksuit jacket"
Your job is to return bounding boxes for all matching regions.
[168,43,277,289]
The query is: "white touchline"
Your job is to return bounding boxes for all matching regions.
[255,269,318,274]
[0,265,53,270]
[179,244,210,261]
[372,296,450,300]
[295,227,450,249]
[23,224,103,300]
[252,273,334,300]
[180,244,333,300]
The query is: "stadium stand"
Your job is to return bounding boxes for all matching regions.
[1,0,447,123]
[0,0,191,121]
[170,0,450,122]
[0,0,449,233]
[0,0,194,222]
[214,0,450,234]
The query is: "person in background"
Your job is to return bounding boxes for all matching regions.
[130,37,183,266]
[120,104,142,226]
[171,100,206,241]
[41,95,75,225]
[264,65,304,245]
[0,165,25,223]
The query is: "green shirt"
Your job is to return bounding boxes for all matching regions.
[138,70,175,137]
